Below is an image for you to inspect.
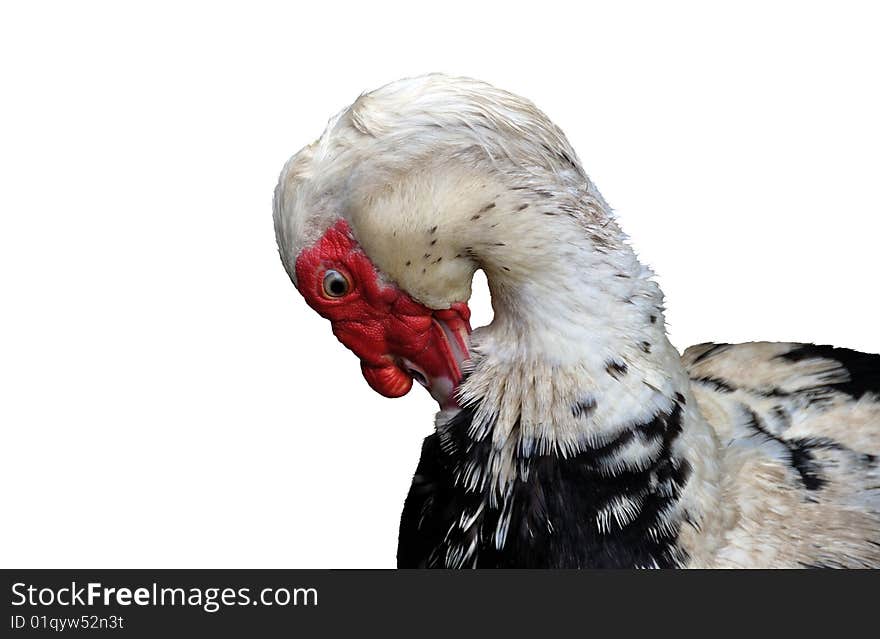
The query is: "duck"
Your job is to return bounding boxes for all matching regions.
[273,74,880,568]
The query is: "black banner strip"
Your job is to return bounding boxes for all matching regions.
[2,569,876,636]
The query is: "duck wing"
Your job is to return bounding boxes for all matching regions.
[683,341,880,567]
[682,342,880,454]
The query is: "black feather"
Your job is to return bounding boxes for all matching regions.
[778,344,880,400]
[398,401,691,568]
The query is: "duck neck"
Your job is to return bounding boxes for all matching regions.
[454,188,698,454]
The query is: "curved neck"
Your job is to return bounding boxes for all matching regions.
[455,186,690,447]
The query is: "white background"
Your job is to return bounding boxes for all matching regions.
[1,2,878,568]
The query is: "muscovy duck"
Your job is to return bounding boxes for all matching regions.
[273,74,880,568]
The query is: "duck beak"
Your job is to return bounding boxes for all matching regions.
[397,305,472,409]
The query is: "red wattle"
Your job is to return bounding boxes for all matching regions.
[361,362,413,398]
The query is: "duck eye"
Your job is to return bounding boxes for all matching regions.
[322,269,350,298]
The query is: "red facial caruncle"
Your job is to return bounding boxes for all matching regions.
[294,219,472,409]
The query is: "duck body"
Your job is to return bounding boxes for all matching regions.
[400,342,880,568]
[273,74,880,568]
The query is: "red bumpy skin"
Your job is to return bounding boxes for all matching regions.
[294,220,471,406]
